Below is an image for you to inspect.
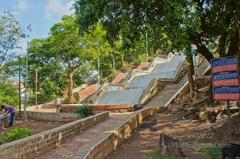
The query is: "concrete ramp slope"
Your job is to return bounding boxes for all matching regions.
[78,84,101,102]
[95,55,185,106]
[145,58,210,107]
[95,89,143,105]
[111,73,127,85]
[127,55,185,89]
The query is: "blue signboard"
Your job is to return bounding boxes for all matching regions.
[212,56,237,67]
[211,56,240,101]
[213,71,238,81]
[214,86,240,94]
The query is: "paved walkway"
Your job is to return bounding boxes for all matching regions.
[37,113,132,159]
[36,60,210,159]
[106,113,207,159]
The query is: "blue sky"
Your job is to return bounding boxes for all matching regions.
[0,0,74,51]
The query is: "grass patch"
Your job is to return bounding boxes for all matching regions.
[3,128,32,143]
[148,150,185,159]
[201,147,221,159]
[74,105,94,118]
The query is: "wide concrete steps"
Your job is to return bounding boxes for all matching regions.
[145,59,210,107]
[146,75,188,107]
[37,113,132,159]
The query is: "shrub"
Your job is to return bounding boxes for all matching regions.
[62,97,77,104]
[0,84,18,108]
[74,105,94,118]
[149,150,184,159]
[3,128,32,143]
[202,147,221,159]
[138,54,149,63]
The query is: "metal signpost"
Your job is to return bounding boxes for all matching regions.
[211,56,240,144]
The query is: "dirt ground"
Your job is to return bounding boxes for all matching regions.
[0,118,68,140]
[107,112,207,159]
[107,110,240,159]
[107,74,240,159]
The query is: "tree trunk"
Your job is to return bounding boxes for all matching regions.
[67,55,74,104]
[188,31,214,62]
[121,54,124,67]
[112,55,115,70]
[186,56,195,98]
[67,69,74,103]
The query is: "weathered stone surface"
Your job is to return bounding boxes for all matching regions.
[0,112,109,159]
[26,111,80,122]
[159,133,184,157]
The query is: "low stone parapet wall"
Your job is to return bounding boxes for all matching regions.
[26,111,80,122]
[60,104,136,113]
[60,104,81,112]
[0,112,109,159]
[84,107,164,159]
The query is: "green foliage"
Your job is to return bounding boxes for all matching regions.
[28,17,115,103]
[83,24,112,78]
[41,80,61,101]
[201,147,221,159]
[149,150,184,159]
[62,97,77,104]
[3,128,32,143]
[28,16,86,103]
[74,105,94,118]
[28,93,55,106]
[0,11,25,65]
[28,38,67,103]
[138,54,149,64]
[75,0,240,62]
[0,84,18,107]
[73,62,94,86]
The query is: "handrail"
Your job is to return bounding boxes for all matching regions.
[92,83,110,104]
[138,78,158,104]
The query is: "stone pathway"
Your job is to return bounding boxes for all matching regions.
[37,113,132,159]
[146,59,210,107]
[106,113,207,159]
[36,60,210,159]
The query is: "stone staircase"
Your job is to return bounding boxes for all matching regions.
[145,75,188,107]
[145,59,210,108]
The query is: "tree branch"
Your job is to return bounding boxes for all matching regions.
[227,28,239,56]
[188,30,213,62]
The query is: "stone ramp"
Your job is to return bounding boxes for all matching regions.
[36,113,132,159]
[146,75,188,107]
[145,59,210,107]
[96,55,185,106]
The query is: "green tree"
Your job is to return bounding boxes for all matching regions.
[49,15,91,103]
[74,0,240,99]
[74,0,240,61]
[28,17,110,103]
[0,84,18,107]
[28,38,67,103]
[0,11,24,108]
[83,24,111,81]
[0,11,25,66]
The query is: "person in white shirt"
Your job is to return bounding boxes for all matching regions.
[55,97,61,113]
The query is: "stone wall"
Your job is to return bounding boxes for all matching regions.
[140,79,166,106]
[84,107,164,159]
[60,104,136,113]
[26,111,81,122]
[0,112,109,159]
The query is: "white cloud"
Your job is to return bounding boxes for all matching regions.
[12,0,30,17]
[16,0,29,13]
[45,0,74,19]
